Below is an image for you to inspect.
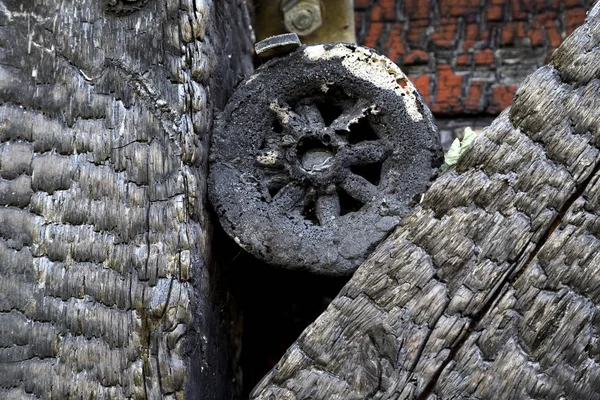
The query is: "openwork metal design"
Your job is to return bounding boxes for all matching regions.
[259,89,392,225]
[209,44,442,275]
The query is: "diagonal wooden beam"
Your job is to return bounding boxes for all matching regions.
[251,4,600,399]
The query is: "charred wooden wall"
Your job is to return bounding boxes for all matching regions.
[0,0,252,398]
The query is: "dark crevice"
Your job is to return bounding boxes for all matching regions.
[335,129,349,142]
[268,185,282,199]
[351,162,383,186]
[348,117,379,144]
[212,220,350,399]
[315,102,344,126]
[104,0,149,15]
[272,119,283,134]
[416,159,600,399]
[337,187,364,215]
[265,174,289,200]
[302,197,319,225]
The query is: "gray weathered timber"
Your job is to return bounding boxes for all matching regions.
[0,1,252,399]
[250,4,600,399]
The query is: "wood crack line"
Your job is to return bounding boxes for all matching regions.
[416,155,600,400]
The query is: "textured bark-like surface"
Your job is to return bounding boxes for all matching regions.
[0,1,252,399]
[251,4,600,399]
[104,0,149,15]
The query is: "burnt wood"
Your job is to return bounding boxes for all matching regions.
[250,4,600,399]
[0,0,252,398]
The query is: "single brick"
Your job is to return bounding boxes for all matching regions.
[515,21,526,37]
[487,85,517,114]
[565,8,587,34]
[431,17,459,48]
[440,0,479,17]
[474,48,495,66]
[510,0,528,20]
[537,10,559,21]
[463,81,486,113]
[370,4,383,22]
[364,21,385,48]
[404,0,431,21]
[479,27,490,43]
[456,52,471,66]
[410,74,433,104]
[380,0,397,20]
[462,23,480,50]
[371,1,396,21]
[355,0,373,9]
[411,17,431,27]
[432,64,464,114]
[528,21,544,47]
[545,21,562,50]
[385,23,406,64]
[501,22,515,45]
[406,24,428,45]
[486,5,504,21]
[564,0,585,7]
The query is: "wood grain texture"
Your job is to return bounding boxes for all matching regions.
[250,3,600,399]
[0,0,252,399]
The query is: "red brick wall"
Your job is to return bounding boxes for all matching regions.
[355,0,593,116]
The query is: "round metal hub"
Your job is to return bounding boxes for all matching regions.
[209,43,443,275]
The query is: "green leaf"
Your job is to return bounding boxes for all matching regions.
[440,127,478,173]
[459,127,477,157]
[440,137,461,172]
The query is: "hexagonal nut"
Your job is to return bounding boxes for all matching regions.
[255,33,302,60]
[283,0,323,37]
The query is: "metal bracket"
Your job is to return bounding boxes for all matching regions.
[254,33,302,60]
[253,0,356,44]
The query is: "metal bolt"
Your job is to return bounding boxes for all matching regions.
[255,33,302,60]
[281,0,323,37]
[291,9,314,30]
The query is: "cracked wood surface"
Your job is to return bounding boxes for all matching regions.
[0,0,252,399]
[251,4,600,400]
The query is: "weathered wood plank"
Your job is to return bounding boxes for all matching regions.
[250,4,600,399]
[0,0,251,398]
[429,15,600,396]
